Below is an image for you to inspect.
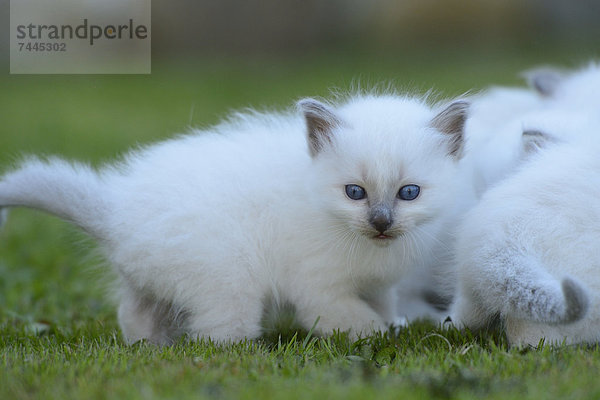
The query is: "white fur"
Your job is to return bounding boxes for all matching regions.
[0,95,466,344]
[543,62,600,112]
[459,87,544,197]
[460,62,600,198]
[450,123,600,346]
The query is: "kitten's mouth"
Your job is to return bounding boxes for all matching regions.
[374,233,394,240]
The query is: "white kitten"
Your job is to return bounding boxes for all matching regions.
[0,94,468,344]
[459,86,544,197]
[525,62,600,112]
[460,62,600,198]
[449,116,600,346]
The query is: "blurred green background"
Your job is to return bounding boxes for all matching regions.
[0,0,599,326]
[2,0,599,164]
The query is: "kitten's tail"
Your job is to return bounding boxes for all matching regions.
[0,157,110,237]
[504,274,589,325]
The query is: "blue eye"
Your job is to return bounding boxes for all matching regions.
[345,184,366,200]
[398,184,420,201]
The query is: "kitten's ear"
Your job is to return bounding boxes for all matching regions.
[522,129,558,154]
[298,98,342,157]
[523,67,564,97]
[430,100,469,159]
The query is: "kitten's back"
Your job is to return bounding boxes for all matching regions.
[452,137,600,345]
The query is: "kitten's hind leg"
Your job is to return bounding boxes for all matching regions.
[453,250,589,329]
[491,256,588,325]
[117,289,189,345]
[184,291,266,343]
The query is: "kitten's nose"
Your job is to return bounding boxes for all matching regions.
[369,207,393,233]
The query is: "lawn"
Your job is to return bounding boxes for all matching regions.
[2,48,600,399]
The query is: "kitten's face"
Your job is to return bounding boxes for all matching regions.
[303,96,464,247]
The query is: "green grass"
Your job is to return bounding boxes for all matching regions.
[2,49,600,399]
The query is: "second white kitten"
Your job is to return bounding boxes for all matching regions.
[449,117,600,346]
[461,62,600,198]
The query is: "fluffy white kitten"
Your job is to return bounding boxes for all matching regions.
[460,62,600,198]
[525,62,600,112]
[449,116,600,346]
[0,94,468,344]
[459,86,544,197]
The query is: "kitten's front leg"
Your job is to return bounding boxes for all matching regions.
[363,288,398,326]
[297,295,388,338]
[447,288,490,331]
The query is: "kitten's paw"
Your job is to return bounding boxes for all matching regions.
[392,316,409,327]
[441,315,464,330]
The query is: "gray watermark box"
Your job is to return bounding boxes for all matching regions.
[10,0,151,74]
